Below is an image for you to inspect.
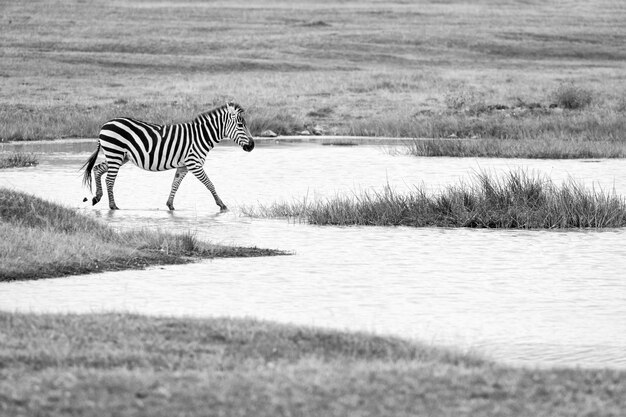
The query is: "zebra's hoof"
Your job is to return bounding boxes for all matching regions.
[219,205,229,213]
[167,203,175,211]
[92,197,101,206]
[109,205,119,210]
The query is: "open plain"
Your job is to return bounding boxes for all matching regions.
[1,0,625,154]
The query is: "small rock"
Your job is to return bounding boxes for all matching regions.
[311,125,324,135]
[448,133,457,138]
[298,130,312,136]
[260,130,277,138]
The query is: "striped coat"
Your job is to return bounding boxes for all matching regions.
[81,102,254,211]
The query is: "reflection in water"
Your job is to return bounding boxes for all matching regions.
[1,140,626,369]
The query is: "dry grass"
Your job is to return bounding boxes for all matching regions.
[0,312,624,417]
[0,0,625,151]
[0,188,285,281]
[552,82,594,110]
[243,170,626,229]
[399,138,626,159]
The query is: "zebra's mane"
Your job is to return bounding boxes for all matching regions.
[194,102,244,122]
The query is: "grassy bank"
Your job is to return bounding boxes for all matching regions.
[0,312,624,416]
[1,0,625,151]
[0,152,38,168]
[243,171,626,228]
[0,188,284,281]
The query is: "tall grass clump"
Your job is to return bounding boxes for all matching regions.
[552,83,593,110]
[244,171,626,229]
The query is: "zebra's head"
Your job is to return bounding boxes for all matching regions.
[224,103,255,152]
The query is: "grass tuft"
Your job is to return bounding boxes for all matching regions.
[243,171,626,229]
[0,152,38,169]
[552,83,593,110]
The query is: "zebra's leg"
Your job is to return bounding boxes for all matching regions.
[187,163,228,212]
[166,166,188,210]
[105,157,126,210]
[91,161,108,206]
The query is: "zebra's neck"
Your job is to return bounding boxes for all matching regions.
[161,111,226,159]
[194,111,226,149]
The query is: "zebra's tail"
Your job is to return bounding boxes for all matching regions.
[81,142,101,192]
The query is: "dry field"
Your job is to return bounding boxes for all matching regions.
[1,0,625,147]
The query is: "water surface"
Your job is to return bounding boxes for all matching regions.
[1,140,625,369]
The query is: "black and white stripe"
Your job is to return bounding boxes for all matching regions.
[81,102,254,211]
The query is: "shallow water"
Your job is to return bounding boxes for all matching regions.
[1,140,625,369]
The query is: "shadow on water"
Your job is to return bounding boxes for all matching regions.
[1,140,626,369]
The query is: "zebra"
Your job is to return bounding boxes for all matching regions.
[81,102,255,212]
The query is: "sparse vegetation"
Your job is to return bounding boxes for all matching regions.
[0,0,624,149]
[349,106,626,142]
[0,152,38,168]
[0,188,285,281]
[243,171,626,229]
[1,312,625,417]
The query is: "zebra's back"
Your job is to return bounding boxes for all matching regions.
[99,117,190,171]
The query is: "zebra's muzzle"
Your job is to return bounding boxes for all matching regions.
[243,140,255,152]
